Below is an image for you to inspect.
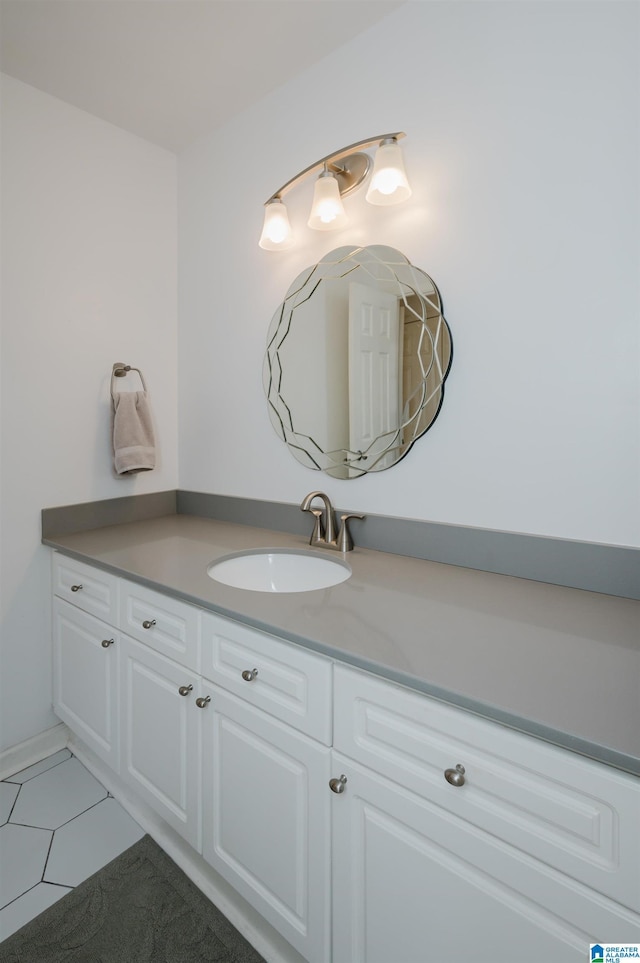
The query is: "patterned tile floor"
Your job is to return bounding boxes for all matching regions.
[0,749,144,942]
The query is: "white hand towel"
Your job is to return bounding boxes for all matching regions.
[113,390,156,474]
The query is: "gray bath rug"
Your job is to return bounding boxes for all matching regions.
[0,834,266,963]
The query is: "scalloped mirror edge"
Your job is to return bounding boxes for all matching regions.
[263,245,453,479]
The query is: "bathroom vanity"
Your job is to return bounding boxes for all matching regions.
[45,513,640,963]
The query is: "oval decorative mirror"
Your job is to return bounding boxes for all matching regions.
[263,245,453,479]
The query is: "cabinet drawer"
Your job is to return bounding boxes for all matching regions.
[118,581,200,672]
[334,665,640,911]
[201,612,332,744]
[52,553,118,623]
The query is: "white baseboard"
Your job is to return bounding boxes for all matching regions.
[0,722,70,781]
[67,734,307,963]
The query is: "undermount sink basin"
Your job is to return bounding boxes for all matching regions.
[207,549,351,593]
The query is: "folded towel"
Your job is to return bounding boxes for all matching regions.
[113,390,156,474]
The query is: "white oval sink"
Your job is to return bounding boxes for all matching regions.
[207,549,351,593]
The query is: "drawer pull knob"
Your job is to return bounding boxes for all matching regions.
[241,668,259,682]
[444,764,466,787]
[196,696,211,709]
[178,685,193,697]
[329,775,348,794]
[101,638,115,648]
[71,584,83,592]
[142,619,156,629]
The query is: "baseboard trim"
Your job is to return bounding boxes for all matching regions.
[67,735,306,963]
[0,722,69,781]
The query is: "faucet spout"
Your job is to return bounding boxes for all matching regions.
[300,491,337,546]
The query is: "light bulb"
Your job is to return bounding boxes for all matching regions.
[366,138,412,206]
[259,199,294,250]
[307,171,348,231]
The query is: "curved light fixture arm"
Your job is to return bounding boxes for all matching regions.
[265,131,406,204]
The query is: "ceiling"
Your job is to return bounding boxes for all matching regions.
[0,0,405,152]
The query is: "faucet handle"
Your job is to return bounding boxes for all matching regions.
[308,508,325,546]
[337,513,365,552]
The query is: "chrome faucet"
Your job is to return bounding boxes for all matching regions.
[300,491,364,552]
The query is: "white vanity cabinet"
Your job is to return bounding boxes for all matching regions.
[331,664,640,963]
[118,635,203,849]
[52,557,120,769]
[116,581,205,847]
[200,610,332,743]
[119,579,201,672]
[51,553,333,963]
[201,682,331,963]
[200,611,333,963]
[52,553,119,623]
[331,752,587,963]
[51,551,640,963]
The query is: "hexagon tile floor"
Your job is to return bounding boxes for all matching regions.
[0,749,144,942]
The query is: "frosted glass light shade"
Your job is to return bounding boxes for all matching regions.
[259,199,294,250]
[366,139,412,206]
[307,172,348,231]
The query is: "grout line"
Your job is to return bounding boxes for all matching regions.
[6,754,110,833]
[36,791,111,835]
[0,881,41,913]
[5,783,22,824]
[5,819,55,832]
[42,826,56,884]
[16,756,73,785]
[1,751,73,786]
[1,752,134,925]
[0,879,73,916]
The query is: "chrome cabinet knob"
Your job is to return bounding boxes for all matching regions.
[444,764,466,787]
[101,638,115,648]
[142,619,156,629]
[195,696,211,709]
[241,668,258,682]
[329,774,348,794]
[178,685,193,697]
[71,584,83,592]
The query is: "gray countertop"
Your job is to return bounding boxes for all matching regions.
[44,514,640,776]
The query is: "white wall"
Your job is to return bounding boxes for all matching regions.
[178,0,639,547]
[0,75,179,751]
[1,0,637,754]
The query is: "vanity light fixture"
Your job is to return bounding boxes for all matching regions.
[260,199,293,249]
[307,166,348,231]
[366,136,412,205]
[259,132,411,250]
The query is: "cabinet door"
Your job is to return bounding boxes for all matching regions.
[119,636,201,849]
[53,598,119,769]
[330,752,591,963]
[201,683,331,963]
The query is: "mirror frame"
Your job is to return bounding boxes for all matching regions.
[263,245,453,479]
